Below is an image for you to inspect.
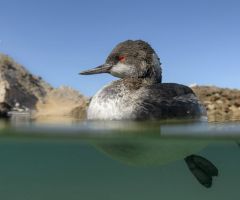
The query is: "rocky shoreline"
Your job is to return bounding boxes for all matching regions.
[0,54,87,119]
[0,53,239,122]
[0,54,51,116]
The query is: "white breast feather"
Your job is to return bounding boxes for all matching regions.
[87,84,138,120]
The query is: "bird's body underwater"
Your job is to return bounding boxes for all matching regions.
[80,40,205,120]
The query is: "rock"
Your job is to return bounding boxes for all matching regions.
[0,54,88,120]
[0,54,53,116]
[0,103,11,117]
[35,86,88,119]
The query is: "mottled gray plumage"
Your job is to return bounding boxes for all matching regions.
[80,40,205,120]
[106,40,162,83]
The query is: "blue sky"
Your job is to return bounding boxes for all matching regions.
[0,0,240,96]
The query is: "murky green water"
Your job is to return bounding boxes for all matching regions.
[0,116,240,200]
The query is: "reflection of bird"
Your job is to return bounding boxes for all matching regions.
[94,139,218,188]
[80,40,205,120]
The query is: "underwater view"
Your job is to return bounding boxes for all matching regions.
[0,116,240,200]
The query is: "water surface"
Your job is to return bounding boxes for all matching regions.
[0,116,239,200]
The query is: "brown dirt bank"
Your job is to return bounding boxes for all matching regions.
[192,85,240,122]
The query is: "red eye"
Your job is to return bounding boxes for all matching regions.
[118,56,125,62]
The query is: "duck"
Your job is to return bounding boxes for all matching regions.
[80,40,205,120]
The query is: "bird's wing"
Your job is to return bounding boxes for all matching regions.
[135,83,205,120]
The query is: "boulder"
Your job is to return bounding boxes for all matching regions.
[0,54,52,116]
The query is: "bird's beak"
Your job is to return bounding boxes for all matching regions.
[79,64,112,75]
